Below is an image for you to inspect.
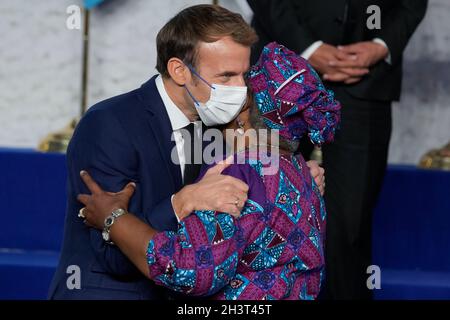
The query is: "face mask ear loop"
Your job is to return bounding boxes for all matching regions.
[185,63,216,90]
[183,85,200,107]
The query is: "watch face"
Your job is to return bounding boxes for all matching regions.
[102,230,110,242]
[105,217,114,227]
[113,208,125,218]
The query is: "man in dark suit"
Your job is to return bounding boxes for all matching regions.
[47,5,256,300]
[248,0,427,299]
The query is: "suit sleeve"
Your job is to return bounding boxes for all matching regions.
[67,108,177,276]
[145,163,265,296]
[247,0,317,53]
[373,0,428,66]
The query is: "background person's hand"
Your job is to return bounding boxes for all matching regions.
[309,43,369,84]
[172,158,249,220]
[77,170,136,229]
[306,160,325,196]
[330,41,389,69]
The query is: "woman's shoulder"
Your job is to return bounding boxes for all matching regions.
[238,149,309,179]
[197,148,308,188]
[235,149,288,178]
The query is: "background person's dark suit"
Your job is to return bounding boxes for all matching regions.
[248,0,427,299]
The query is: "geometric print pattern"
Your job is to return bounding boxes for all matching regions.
[146,151,326,300]
[275,170,303,223]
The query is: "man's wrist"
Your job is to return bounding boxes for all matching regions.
[171,195,181,222]
[372,38,391,64]
[172,185,195,220]
[301,40,324,60]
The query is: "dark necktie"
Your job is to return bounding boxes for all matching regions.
[182,122,202,185]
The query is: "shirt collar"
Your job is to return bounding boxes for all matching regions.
[155,74,190,131]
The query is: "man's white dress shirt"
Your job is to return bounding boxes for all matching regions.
[155,74,201,221]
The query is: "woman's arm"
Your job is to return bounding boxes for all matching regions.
[144,162,267,296]
[77,166,260,296]
[76,170,157,275]
[105,213,156,277]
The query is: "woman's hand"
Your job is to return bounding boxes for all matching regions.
[77,171,155,278]
[77,170,136,229]
[306,160,325,196]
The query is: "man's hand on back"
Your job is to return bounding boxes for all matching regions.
[172,159,249,220]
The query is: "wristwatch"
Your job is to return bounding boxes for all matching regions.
[102,208,127,244]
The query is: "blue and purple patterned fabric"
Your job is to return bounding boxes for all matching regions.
[144,42,339,300]
[146,151,326,300]
[248,42,341,145]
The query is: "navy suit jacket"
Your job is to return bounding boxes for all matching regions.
[48,76,185,299]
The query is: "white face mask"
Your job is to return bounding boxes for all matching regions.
[184,66,247,126]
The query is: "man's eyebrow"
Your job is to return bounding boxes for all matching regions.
[215,69,250,77]
[215,71,240,77]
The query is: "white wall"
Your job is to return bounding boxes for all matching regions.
[388,0,450,163]
[0,0,206,148]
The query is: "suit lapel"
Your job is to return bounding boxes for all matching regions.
[137,76,183,191]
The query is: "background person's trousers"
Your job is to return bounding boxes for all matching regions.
[321,87,392,300]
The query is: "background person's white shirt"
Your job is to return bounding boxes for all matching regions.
[301,39,391,64]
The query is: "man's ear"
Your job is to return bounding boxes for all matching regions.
[167,58,189,86]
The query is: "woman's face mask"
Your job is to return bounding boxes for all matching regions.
[184,65,248,126]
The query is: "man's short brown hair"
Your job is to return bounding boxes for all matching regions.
[156,4,258,77]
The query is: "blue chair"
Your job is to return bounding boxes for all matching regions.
[0,148,66,299]
[373,165,450,299]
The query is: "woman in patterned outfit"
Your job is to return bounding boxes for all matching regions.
[78,42,341,300]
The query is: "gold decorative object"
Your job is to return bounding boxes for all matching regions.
[38,118,78,153]
[38,9,90,153]
[418,141,450,171]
